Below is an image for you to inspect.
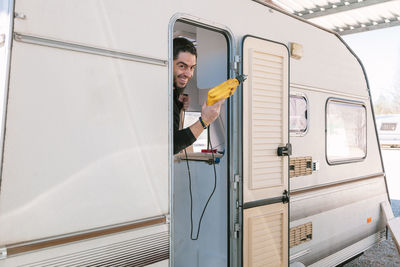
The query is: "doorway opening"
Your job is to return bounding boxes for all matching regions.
[172,20,231,267]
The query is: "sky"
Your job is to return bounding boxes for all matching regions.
[343,26,400,102]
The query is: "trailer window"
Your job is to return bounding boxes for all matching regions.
[290,95,308,135]
[326,99,366,164]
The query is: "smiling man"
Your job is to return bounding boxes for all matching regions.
[173,37,224,154]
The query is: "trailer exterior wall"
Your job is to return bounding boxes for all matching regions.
[0,0,387,266]
[0,0,14,191]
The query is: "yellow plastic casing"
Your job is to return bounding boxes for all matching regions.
[206,78,240,106]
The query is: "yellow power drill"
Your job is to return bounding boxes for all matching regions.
[206,74,247,106]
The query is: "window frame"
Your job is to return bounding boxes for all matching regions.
[325,97,367,165]
[290,92,309,137]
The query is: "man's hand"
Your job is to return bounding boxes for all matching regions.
[201,99,224,125]
[179,94,190,110]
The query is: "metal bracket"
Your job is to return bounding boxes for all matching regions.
[232,174,241,239]
[0,247,7,260]
[312,161,320,171]
[277,143,292,156]
[165,214,171,224]
[232,55,241,73]
[0,34,5,46]
[233,174,240,190]
[233,223,241,239]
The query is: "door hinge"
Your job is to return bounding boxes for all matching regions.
[233,174,240,190]
[277,143,292,156]
[282,190,290,204]
[232,55,241,73]
[233,223,241,239]
[0,247,7,260]
[165,214,171,224]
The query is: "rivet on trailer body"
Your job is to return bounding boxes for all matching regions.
[0,34,5,46]
[14,12,26,20]
[14,33,22,41]
[0,247,7,260]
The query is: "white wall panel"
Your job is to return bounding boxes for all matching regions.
[0,41,168,244]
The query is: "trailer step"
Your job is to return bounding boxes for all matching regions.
[380,201,400,253]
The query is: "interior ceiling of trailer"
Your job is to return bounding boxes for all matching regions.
[266,0,400,35]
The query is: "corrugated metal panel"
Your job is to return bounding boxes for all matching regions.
[16,231,169,267]
[268,0,400,35]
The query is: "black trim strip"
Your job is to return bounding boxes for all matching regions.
[243,196,284,209]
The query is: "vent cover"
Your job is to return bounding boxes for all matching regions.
[289,157,312,178]
[290,222,312,248]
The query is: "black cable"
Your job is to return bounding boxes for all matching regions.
[182,111,218,240]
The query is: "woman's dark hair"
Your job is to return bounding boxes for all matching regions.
[173,37,197,60]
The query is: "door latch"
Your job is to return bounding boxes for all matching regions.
[277,143,292,156]
[282,190,290,203]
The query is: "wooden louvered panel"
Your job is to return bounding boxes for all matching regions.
[253,113,281,121]
[243,37,288,201]
[242,36,289,267]
[252,134,281,141]
[253,161,282,169]
[253,92,282,100]
[244,204,288,267]
[249,49,284,191]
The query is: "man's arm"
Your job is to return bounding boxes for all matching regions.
[174,99,224,154]
[174,128,197,154]
[188,99,225,140]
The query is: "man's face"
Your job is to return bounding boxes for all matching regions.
[173,51,196,91]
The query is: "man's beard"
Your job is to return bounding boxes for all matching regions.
[173,82,186,97]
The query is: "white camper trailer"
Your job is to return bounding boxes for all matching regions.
[376,114,400,148]
[0,0,390,266]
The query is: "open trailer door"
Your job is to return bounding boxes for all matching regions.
[241,36,290,267]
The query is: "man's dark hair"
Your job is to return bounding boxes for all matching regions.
[173,37,197,60]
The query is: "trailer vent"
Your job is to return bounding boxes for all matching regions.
[289,157,312,178]
[290,222,312,248]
